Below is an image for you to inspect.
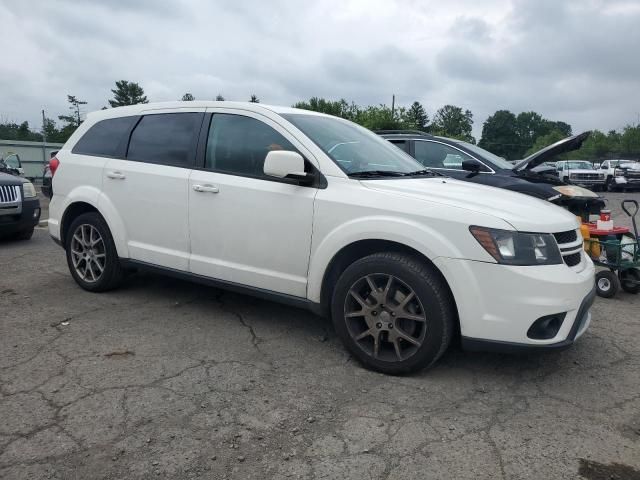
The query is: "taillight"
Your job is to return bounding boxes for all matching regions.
[49,156,60,176]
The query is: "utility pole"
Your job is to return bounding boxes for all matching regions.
[41,109,47,166]
[391,94,395,119]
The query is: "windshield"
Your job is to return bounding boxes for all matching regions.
[281,114,425,175]
[451,141,516,170]
[565,161,594,170]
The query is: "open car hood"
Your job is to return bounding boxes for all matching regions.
[513,131,591,171]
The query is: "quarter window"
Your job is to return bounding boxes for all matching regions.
[72,116,137,157]
[205,114,297,177]
[413,141,473,170]
[127,113,201,166]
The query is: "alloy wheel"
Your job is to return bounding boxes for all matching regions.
[70,224,106,283]
[344,273,427,362]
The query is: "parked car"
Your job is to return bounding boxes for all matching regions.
[49,102,595,373]
[378,130,604,219]
[41,150,59,198]
[555,160,606,190]
[0,172,41,240]
[0,153,25,177]
[599,159,640,191]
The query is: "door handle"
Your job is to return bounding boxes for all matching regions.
[106,171,126,180]
[193,184,219,193]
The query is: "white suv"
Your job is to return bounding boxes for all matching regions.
[49,102,595,373]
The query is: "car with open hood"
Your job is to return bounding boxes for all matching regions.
[49,102,595,374]
[378,130,604,219]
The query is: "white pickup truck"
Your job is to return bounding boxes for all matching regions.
[555,160,605,191]
[599,159,640,191]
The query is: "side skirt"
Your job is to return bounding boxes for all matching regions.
[119,259,325,317]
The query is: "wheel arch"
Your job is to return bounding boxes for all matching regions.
[316,239,459,331]
[60,198,128,257]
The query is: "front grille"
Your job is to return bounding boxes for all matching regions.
[553,230,578,244]
[553,229,582,267]
[570,173,602,181]
[563,251,582,267]
[0,185,19,203]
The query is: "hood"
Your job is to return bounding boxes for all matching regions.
[513,131,591,171]
[0,171,26,185]
[360,177,579,233]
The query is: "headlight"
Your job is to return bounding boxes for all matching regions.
[470,226,562,266]
[553,185,598,198]
[22,182,37,198]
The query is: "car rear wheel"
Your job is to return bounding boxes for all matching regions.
[331,252,454,374]
[65,212,123,292]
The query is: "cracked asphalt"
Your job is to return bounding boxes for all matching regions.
[1,192,639,480]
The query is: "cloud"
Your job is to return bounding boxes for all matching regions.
[0,0,638,139]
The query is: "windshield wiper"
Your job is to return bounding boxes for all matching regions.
[347,170,409,178]
[401,169,441,177]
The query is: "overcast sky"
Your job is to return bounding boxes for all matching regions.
[1,0,639,140]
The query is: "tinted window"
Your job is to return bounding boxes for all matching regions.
[389,140,409,153]
[127,113,201,166]
[73,116,136,157]
[414,140,473,170]
[205,114,297,177]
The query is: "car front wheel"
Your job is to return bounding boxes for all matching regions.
[65,212,124,292]
[331,252,454,374]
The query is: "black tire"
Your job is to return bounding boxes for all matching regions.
[331,252,455,374]
[595,270,619,298]
[619,268,640,294]
[14,228,34,241]
[65,212,124,292]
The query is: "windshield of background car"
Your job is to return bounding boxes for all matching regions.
[567,161,594,169]
[281,114,425,174]
[452,141,516,170]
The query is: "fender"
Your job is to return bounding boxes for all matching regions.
[55,185,130,258]
[306,215,470,303]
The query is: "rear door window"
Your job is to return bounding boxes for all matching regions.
[72,116,137,157]
[127,113,202,167]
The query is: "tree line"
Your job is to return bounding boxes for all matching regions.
[2,81,639,161]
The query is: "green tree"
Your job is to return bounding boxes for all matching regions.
[58,95,87,128]
[293,97,359,120]
[404,101,429,131]
[108,80,148,107]
[619,124,640,157]
[355,104,409,130]
[215,94,225,101]
[181,93,195,101]
[478,110,519,159]
[431,105,474,143]
[0,121,42,141]
[249,94,259,103]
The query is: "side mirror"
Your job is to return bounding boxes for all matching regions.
[462,159,483,173]
[264,151,312,183]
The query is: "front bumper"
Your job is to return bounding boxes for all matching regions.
[433,253,595,348]
[461,286,595,353]
[0,197,41,235]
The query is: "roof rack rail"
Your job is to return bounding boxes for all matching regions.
[373,130,433,137]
